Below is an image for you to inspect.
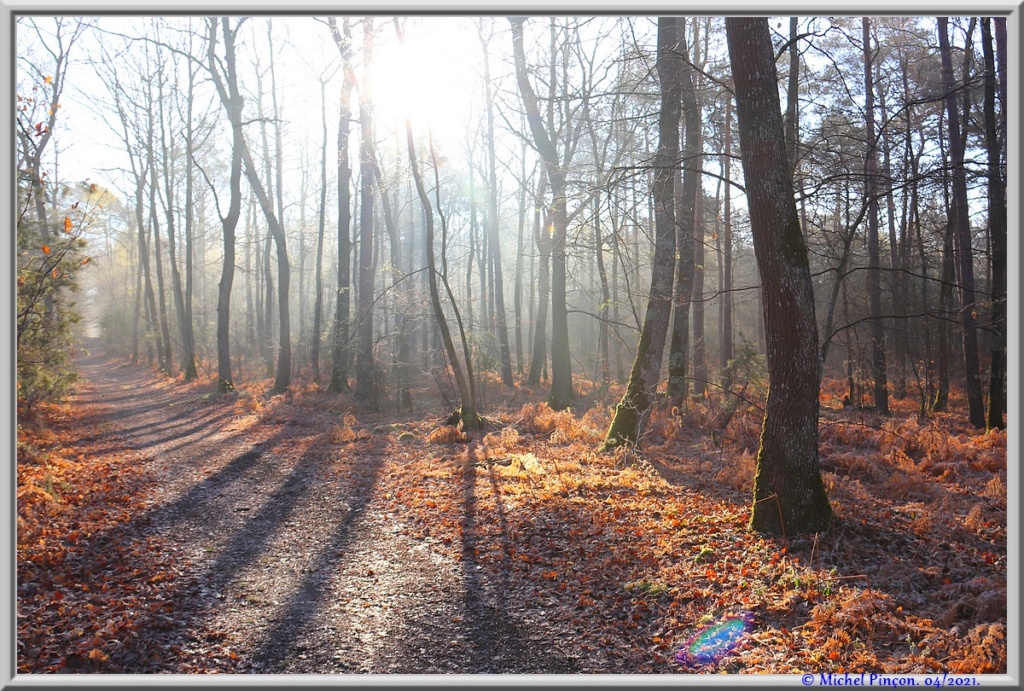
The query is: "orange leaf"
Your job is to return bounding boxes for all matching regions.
[41,244,51,255]
[88,648,108,662]
[64,216,73,233]
[44,75,53,84]
[52,268,59,279]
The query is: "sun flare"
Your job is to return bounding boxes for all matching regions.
[370,18,482,143]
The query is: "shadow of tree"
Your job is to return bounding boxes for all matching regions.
[245,439,388,670]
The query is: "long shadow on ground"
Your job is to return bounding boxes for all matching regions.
[244,439,388,672]
[385,462,579,674]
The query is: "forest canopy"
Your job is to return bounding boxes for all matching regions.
[14,15,1008,428]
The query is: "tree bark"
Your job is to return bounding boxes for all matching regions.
[937,16,985,428]
[312,77,328,384]
[327,17,356,393]
[667,19,700,405]
[354,18,378,405]
[148,168,172,374]
[206,17,246,393]
[720,96,734,383]
[406,121,480,429]
[862,17,889,415]
[603,17,681,450]
[982,17,1006,430]
[156,52,197,380]
[726,16,832,535]
[509,16,573,410]
[784,16,800,178]
[514,141,529,374]
[689,26,707,399]
[479,25,514,387]
[180,50,200,380]
[527,166,550,384]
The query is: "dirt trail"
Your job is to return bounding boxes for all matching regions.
[69,341,579,674]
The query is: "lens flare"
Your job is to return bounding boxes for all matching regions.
[674,612,753,667]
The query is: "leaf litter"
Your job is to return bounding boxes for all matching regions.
[17,351,1006,674]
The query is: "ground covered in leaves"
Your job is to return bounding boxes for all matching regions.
[17,343,1007,675]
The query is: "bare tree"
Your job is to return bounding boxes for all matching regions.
[406,119,481,429]
[603,17,681,450]
[726,16,832,534]
[937,16,984,428]
[667,18,701,406]
[326,16,357,393]
[354,17,378,405]
[311,76,329,383]
[982,16,1006,430]
[478,22,514,387]
[862,17,889,415]
[509,16,574,410]
[205,16,246,392]
[227,21,292,394]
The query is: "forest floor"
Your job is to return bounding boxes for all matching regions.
[16,340,1007,676]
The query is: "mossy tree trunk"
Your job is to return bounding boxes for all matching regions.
[666,17,701,406]
[726,17,832,535]
[602,17,682,451]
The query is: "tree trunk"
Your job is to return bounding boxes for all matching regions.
[726,16,832,535]
[877,80,907,400]
[406,120,480,429]
[509,16,572,410]
[467,157,478,333]
[149,174,173,374]
[479,27,514,387]
[514,142,528,374]
[932,110,954,412]
[241,153,291,393]
[667,21,701,405]
[326,17,356,393]
[982,17,1006,430]
[207,17,245,393]
[720,97,734,383]
[254,67,276,379]
[156,57,197,381]
[603,17,681,450]
[937,16,985,428]
[312,77,328,384]
[862,17,889,415]
[244,193,257,358]
[372,153,411,411]
[354,18,378,405]
[527,168,550,385]
[133,158,160,371]
[181,55,199,380]
[690,113,707,395]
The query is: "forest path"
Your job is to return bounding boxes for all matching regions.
[71,340,578,674]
